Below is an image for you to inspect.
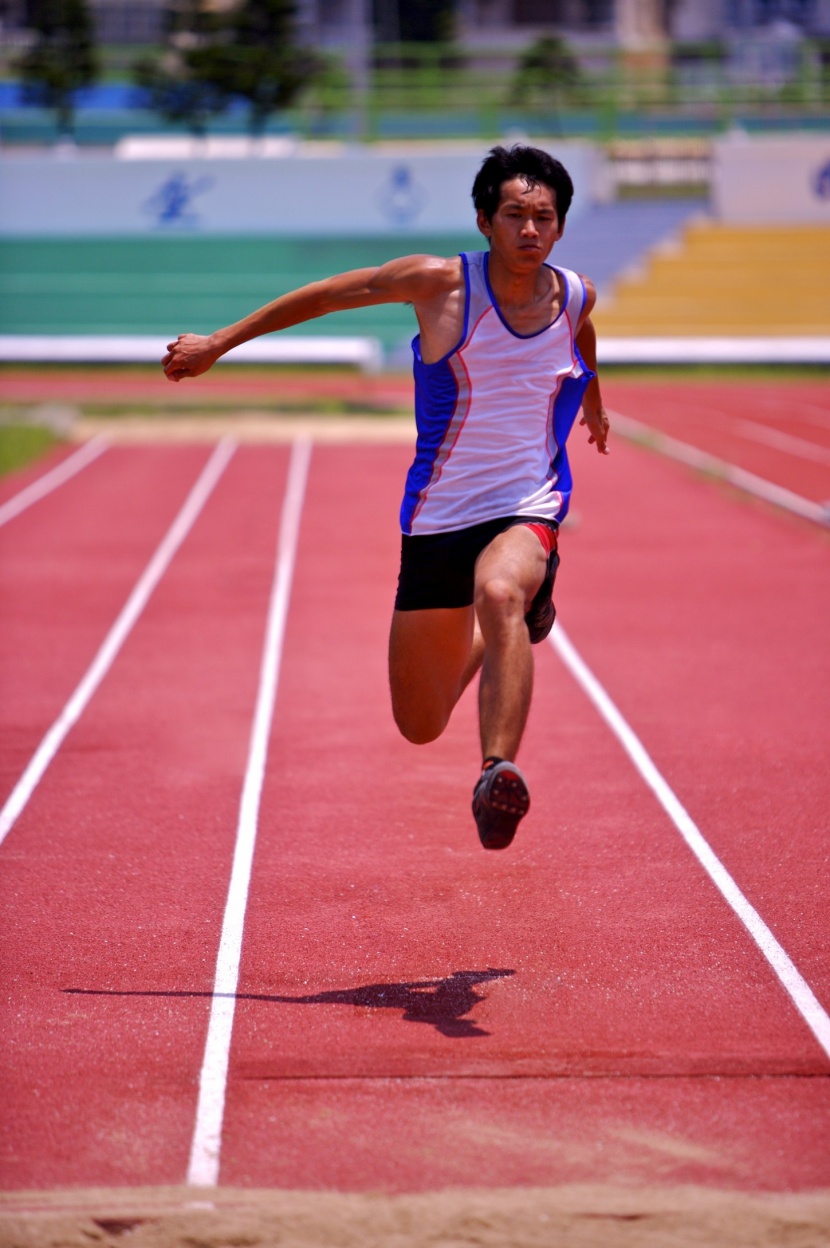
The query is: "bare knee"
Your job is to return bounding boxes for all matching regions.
[390,696,450,745]
[475,575,525,632]
[388,605,475,746]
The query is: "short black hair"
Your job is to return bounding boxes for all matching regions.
[472,144,574,222]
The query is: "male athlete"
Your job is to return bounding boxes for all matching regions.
[163,144,609,851]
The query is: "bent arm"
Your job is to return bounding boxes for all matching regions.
[575,278,610,455]
[162,254,456,382]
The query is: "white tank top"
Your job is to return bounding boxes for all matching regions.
[400,251,594,535]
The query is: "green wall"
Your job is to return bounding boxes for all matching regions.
[0,234,482,350]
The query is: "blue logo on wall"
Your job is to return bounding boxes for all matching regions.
[377,166,427,226]
[814,160,830,199]
[144,171,214,227]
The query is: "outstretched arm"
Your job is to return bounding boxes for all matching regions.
[575,278,610,456]
[162,254,457,382]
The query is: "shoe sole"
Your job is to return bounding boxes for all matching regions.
[473,764,530,850]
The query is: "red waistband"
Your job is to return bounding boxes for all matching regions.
[522,522,558,555]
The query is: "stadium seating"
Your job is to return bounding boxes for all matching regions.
[592,222,830,336]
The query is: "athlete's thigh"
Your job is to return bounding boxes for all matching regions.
[388,605,475,740]
[474,523,548,610]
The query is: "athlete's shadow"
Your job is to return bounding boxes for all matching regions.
[271,968,515,1038]
[64,968,514,1039]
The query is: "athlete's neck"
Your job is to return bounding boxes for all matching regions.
[487,251,555,311]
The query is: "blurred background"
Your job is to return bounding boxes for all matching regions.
[0,0,828,368]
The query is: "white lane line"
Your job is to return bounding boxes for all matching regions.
[800,403,830,431]
[0,439,237,847]
[733,418,830,467]
[187,437,312,1189]
[609,409,830,526]
[0,437,108,528]
[549,622,830,1063]
[730,402,830,434]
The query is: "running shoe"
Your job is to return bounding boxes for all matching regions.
[472,760,530,850]
[524,549,560,644]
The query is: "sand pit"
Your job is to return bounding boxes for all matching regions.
[1,1186,829,1248]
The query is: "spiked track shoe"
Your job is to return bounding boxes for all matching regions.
[472,761,530,850]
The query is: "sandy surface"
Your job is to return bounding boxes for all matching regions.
[71,414,418,444]
[1,1186,829,1248]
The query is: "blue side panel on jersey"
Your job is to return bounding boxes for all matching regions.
[399,339,460,533]
[549,364,595,522]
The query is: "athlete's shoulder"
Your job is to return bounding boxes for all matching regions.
[378,252,463,283]
[576,273,597,316]
[551,266,596,321]
[367,253,463,306]
[549,261,592,287]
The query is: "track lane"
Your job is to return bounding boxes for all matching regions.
[558,431,829,1005]
[2,417,828,1193]
[0,445,232,810]
[549,621,830,1061]
[0,440,103,509]
[188,439,311,1187]
[216,440,829,1192]
[0,446,292,1188]
[0,438,108,527]
[603,380,830,504]
[0,440,235,845]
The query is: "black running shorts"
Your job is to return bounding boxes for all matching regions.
[394,515,559,611]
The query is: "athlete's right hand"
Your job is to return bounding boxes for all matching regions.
[162,333,220,382]
[580,404,610,455]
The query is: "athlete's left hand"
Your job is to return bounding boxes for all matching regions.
[581,405,610,455]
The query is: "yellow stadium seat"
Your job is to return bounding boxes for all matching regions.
[592,222,830,336]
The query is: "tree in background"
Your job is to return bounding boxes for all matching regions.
[204,0,321,136]
[392,0,456,43]
[133,0,229,138]
[16,0,99,138]
[134,0,320,138]
[509,34,581,118]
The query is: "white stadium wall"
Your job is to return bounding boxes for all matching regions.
[713,133,830,223]
[0,142,602,237]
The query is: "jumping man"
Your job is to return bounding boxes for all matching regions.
[163,144,610,851]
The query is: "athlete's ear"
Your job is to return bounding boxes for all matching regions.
[476,208,492,239]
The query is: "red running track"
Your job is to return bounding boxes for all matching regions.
[1,385,829,1194]
[603,378,830,506]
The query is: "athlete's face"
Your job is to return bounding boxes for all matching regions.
[477,177,564,266]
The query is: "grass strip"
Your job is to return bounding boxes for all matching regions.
[0,424,59,478]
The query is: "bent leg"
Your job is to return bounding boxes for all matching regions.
[388,606,482,744]
[474,525,547,761]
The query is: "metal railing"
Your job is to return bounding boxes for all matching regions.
[1,37,827,146]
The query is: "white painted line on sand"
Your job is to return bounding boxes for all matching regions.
[549,622,830,1063]
[609,408,830,527]
[0,437,108,528]
[187,437,312,1188]
[0,438,237,847]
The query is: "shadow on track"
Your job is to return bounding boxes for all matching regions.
[65,968,515,1038]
